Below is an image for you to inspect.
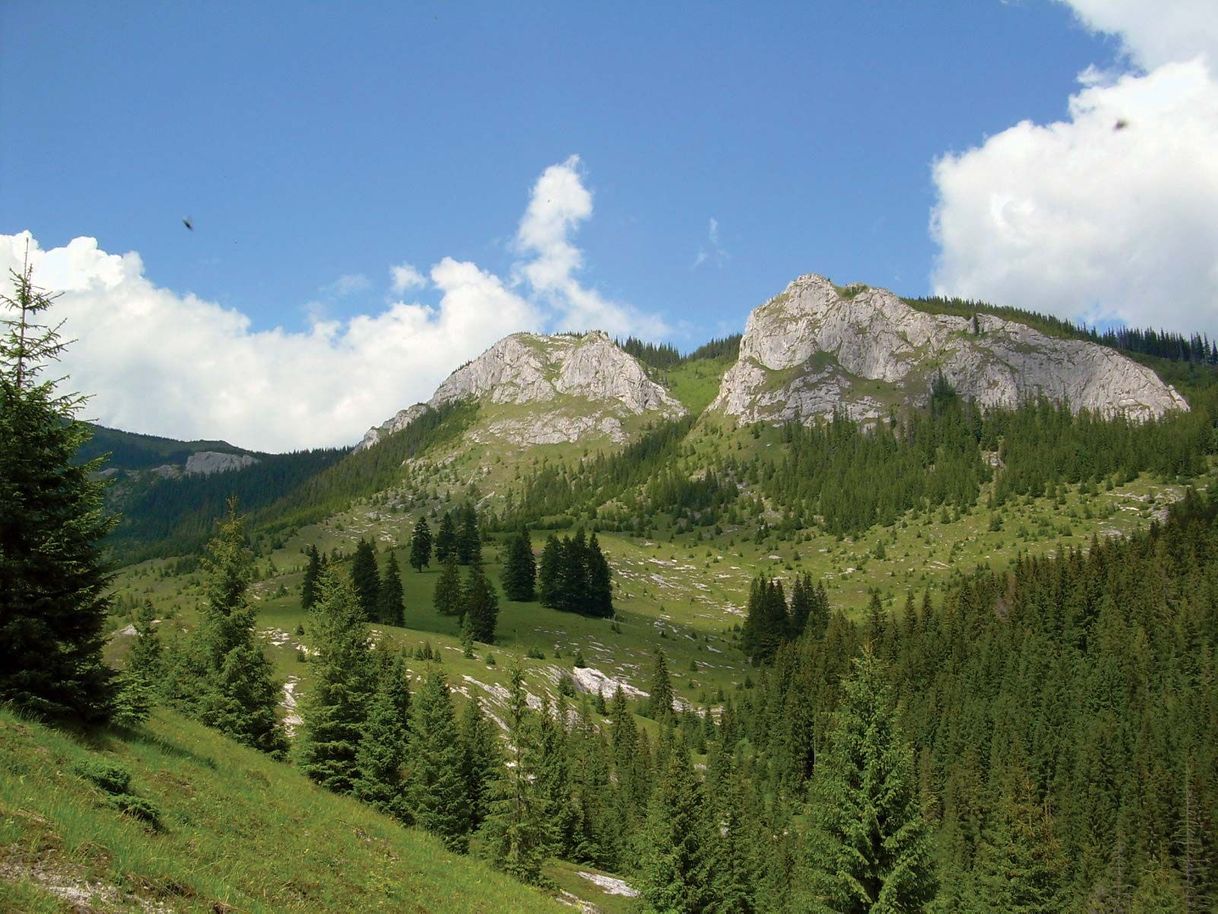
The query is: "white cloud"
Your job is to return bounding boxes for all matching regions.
[321,273,371,297]
[931,3,1218,336]
[390,262,426,293]
[515,155,669,340]
[0,157,669,450]
[693,217,728,270]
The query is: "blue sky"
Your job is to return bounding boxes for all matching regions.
[3,1,1216,449]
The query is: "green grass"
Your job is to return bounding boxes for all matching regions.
[659,357,735,414]
[0,708,567,914]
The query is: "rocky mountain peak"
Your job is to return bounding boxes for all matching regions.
[712,276,1189,425]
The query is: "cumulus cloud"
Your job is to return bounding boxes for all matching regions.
[515,155,669,339]
[0,158,668,451]
[931,2,1218,335]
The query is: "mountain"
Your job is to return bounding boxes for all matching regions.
[358,330,686,451]
[79,423,259,476]
[710,274,1189,425]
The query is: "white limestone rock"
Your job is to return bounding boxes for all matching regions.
[711,274,1188,425]
[184,451,259,476]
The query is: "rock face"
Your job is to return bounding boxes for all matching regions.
[357,331,685,450]
[711,274,1188,425]
[184,451,259,476]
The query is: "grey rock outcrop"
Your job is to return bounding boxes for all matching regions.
[711,274,1188,425]
[357,331,685,450]
[184,451,259,476]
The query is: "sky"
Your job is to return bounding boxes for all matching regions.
[2,1,1217,451]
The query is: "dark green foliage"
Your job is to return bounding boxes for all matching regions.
[740,576,789,664]
[76,758,133,795]
[126,600,163,685]
[536,529,613,617]
[618,336,681,370]
[435,512,457,563]
[408,669,470,852]
[298,572,376,793]
[377,551,404,626]
[350,539,380,621]
[300,545,322,609]
[0,261,115,723]
[801,650,935,913]
[409,516,432,572]
[501,527,536,601]
[647,649,675,719]
[457,502,482,565]
[353,650,411,821]
[463,564,499,643]
[433,556,464,618]
[193,502,286,755]
[459,698,500,834]
[639,737,713,914]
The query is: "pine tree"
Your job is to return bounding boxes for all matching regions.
[298,572,376,792]
[409,516,432,572]
[463,564,499,643]
[434,512,457,563]
[195,501,287,755]
[788,573,813,638]
[477,666,555,883]
[377,551,405,626]
[126,600,163,686]
[802,650,935,914]
[740,576,788,664]
[648,649,675,719]
[502,527,537,601]
[352,650,411,820]
[300,544,322,610]
[457,501,482,565]
[587,532,614,618]
[350,539,380,621]
[433,556,465,618]
[974,767,1065,914]
[639,736,714,914]
[0,259,116,722]
[408,668,470,851]
[538,534,563,608]
[459,698,500,834]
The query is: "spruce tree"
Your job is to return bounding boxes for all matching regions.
[463,564,499,643]
[788,573,813,638]
[538,534,563,608]
[300,544,322,610]
[126,600,164,686]
[648,649,675,719]
[0,259,116,722]
[377,551,405,626]
[740,576,788,664]
[502,527,537,601]
[973,768,1065,914]
[352,650,411,821]
[196,502,287,755]
[350,539,380,621]
[459,698,500,834]
[639,736,714,914]
[802,650,935,914]
[408,668,470,851]
[434,511,457,563]
[298,572,376,792]
[587,532,614,618]
[409,516,432,572]
[457,502,482,565]
[433,556,465,618]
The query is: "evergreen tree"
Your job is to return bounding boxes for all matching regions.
[377,551,405,626]
[538,534,563,608]
[434,511,457,563]
[298,572,376,793]
[502,527,537,601]
[463,564,499,643]
[973,768,1066,914]
[352,650,411,820]
[457,501,482,565]
[408,668,470,851]
[459,698,500,834]
[477,666,555,883]
[788,573,814,638]
[195,501,287,755]
[350,539,380,621]
[740,576,788,664]
[648,649,675,719]
[802,650,935,914]
[300,544,322,610]
[640,736,714,914]
[409,516,432,572]
[433,556,465,618]
[587,532,614,618]
[0,259,116,722]
[126,600,164,686]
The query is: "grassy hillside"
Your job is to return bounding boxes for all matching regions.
[0,707,568,914]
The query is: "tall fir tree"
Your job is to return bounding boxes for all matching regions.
[788,573,814,638]
[648,649,675,719]
[350,539,380,621]
[457,501,482,565]
[740,576,789,664]
[195,501,287,755]
[409,516,433,572]
[126,600,164,686]
[408,668,470,851]
[502,527,537,601]
[587,532,614,618]
[434,511,457,563]
[300,544,322,610]
[801,650,936,914]
[463,564,499,643]
[0,259,116,723]
[433,556,465,618]
[377,551,405,626]
[352,649,411,821]
[538,534,563,608]
[298,571,376,793]
[639,735,714,914]
[459,698,500,835]
[973,767,1066,914]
